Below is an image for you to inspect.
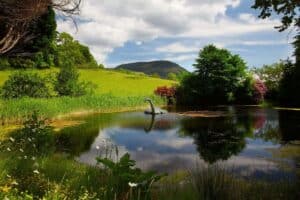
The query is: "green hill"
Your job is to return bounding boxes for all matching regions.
[115,60,188,78]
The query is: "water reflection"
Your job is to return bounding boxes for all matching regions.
[69,107,300,179]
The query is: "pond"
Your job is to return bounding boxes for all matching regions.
[57,106,300,181]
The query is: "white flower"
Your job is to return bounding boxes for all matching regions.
[9,137,15,142]
[28,138,32,142]
[128,182,138,187]
[24,156,27,159]
[31,156,36,161]
[6,147,11,152]
[33,170,40,174]
[96,145,100,150]
[11,181,18,186]
[19,148,24,152]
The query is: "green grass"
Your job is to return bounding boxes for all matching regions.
[0,94,164,124]
[154,165,300,200]
[0,68,174,123]
[0,68,176,97]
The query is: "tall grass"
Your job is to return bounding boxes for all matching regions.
[0,94,164,124]
[155,165,300,200]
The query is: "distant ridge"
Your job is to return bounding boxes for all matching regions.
[115,60,188,78]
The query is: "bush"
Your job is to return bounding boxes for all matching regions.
[1,71,51,99]
[54,65,95,96]
[0,57,11,70]
[9,57,36,69]
[154,86,176,105]
[252,79,267,103]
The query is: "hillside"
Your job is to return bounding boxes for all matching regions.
[115,60,188,78]
[0,69,176,97]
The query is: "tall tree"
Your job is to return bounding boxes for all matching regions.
[0,0,81,54]
[253,0,300,106]
[177,45,250,105]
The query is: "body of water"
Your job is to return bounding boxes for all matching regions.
[57,106,300,181]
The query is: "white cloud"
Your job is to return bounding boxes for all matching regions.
[156,42,199,53]
[165,54,197,62]
[56,0,280,64]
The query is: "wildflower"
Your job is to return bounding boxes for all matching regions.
[19,148,24,152]
[9,137,15,142]
[6,147,11,152]
[0,185,11,193]
[28,138,32,142]
[33,170,40,174]
[11,181,18,186]
[128,182,138,187]
[32,156,36,161]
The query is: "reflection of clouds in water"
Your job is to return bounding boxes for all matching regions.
[77,126,284,175]
[220,156,294,180]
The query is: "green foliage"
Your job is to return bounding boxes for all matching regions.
[177,45,249,105]
[253,61,285,101]
[54,65,94,97]
[30,7,57,52]
[54,32,98,68]
[167,72,177,81]
[98,63,105,69]
[252,0,299,32]
[1,71,51,99]
[0,57,10,70]
[151,73,161,78]
[9,58,36,69]
[97,153,164,199]
[279,59,300,106]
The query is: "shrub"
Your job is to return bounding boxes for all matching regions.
[54,65,95,96]
[154,86,176,105]
[34,52,50,69]
[9,57,36,69]
[252,79,267,103]
[1,71,51,99]
[0,57,11,69]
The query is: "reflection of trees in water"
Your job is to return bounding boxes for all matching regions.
[180,117,247,164]
[279,110,300,142]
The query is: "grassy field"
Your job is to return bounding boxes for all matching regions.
[0,69,175,123]
[0,69,176,97]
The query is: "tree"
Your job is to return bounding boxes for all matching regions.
[252,0,300,106]
[177,45,248,105]
[54,32,98,68]
[253,61,285,100]
[0,0,81,54]
[252,0,300,32]
[167,72,177,81]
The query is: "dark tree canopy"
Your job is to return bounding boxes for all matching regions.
[0,0,81,55]
[177,45,250,105]
[252,0,300,32]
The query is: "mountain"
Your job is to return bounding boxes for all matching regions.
[115,60,188,78]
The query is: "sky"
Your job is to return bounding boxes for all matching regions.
[57,0,294,71]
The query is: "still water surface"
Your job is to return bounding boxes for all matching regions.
[58,106,300,180]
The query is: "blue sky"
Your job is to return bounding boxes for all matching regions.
[57,0,294,71]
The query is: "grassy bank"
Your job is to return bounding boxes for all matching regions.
[0,94,164,124]
[0,68,174,124]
